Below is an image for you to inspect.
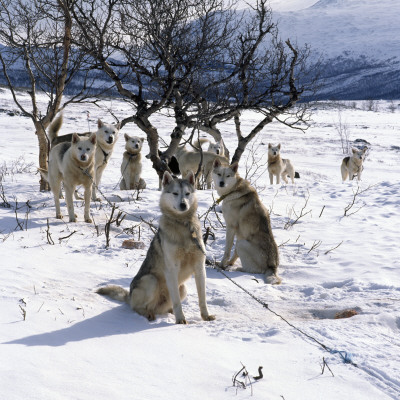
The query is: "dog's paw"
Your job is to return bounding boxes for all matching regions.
[69,216,77,222]
[202,314,216,322]
[146,312,156,321]
[176,318,187,325]
[85,217,93,223]
[56,214,63,220]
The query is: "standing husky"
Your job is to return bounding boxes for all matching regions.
[212,159,281,284]
[341,147,367,181]
[97,171,215,324]
[48,114,120,201]
[194,137,225,156]
[267,143,295,184]
[120,134,146,190]
[39,133,96,222]
[176,145,228,189]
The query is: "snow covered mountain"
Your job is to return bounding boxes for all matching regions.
[1,0,399,100]
[270,0,400,99]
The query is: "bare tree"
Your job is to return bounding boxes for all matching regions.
[164,0,319,165]
[0,0,101,190]
[71,0,241,178]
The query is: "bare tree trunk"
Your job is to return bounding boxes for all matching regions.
[35,122,49,191]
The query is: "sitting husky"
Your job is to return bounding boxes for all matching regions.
[176,144,228,189]
[341,147,367,181]
[39,133,96,223]
[120,134,146,190]
[48,114,120,201]
[97,171,215,324]
[267,143,295,184]
[212,159,281,284]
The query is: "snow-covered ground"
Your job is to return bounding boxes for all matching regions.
[1,91,399,399]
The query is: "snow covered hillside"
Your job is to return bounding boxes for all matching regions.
[271,0,400,99]
[0,91,399,399]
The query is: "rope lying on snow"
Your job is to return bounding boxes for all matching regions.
[207,260,357,367]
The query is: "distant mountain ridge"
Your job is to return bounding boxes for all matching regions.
[1,0,399,100]
[273,0,400,99]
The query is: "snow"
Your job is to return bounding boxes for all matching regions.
[273,0,400,61]
[1,91,400,399]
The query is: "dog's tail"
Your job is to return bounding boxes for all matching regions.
[265,271,282,285]
[38,168,49,182]
[48,114,63,144]
[96,285,130,303]
[193,137,210,150]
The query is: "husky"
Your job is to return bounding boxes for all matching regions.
[48,114,120,201]
[267,143,295,185]
[120,134,146,190]
[341,147,367,181]
[194,137,225,156]
[175,144,228,189]
[39,133,96,222]
[97,171,215,324]
[212,159,281,284]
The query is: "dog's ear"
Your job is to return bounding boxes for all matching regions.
[72,133,80,144]
[230,162,239,173]
[362,147,368,153]
[185,170,195,186]
[124,133,130,142]
[90,133,96,145]
[140,137,145,143]
[213,158,221,169]
[162,171,174,187]
[97,119,104,129]
[115,122,121,130]
[268,143,272,148]
[352,148,357,154]
[278,143,281,149]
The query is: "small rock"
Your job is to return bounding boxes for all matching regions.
[121,239,146,250]
[334,309,358,319]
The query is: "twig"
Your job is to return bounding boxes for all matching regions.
[46,218,55,245]
[58,230,77,243]
[19,305,26,321]
[324,241,343,255]
[321,357,334,377]
[307,240,322,254]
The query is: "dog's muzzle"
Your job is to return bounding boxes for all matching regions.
[179,202,187,211]
[81,154,88,161]
[107,136,114,144]
[219,182,225,188]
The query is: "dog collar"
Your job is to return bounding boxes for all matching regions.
[99,146,110,164]
[216,190,234,204]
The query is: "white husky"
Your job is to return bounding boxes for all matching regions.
[175,143,228,189]
[267,143,295,185]
[39,133,96,222]
[341,147,367,181]
[48,114,120,201]
[194,137,225,156]
[120,134,146,190]
[97,171,215,324]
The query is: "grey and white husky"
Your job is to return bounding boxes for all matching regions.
[49,114,120,201]
[341,147,367,181]
[119,134,146,190]
[97,171,215,324]
[39,133,97,222]
[212,159,281,284]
